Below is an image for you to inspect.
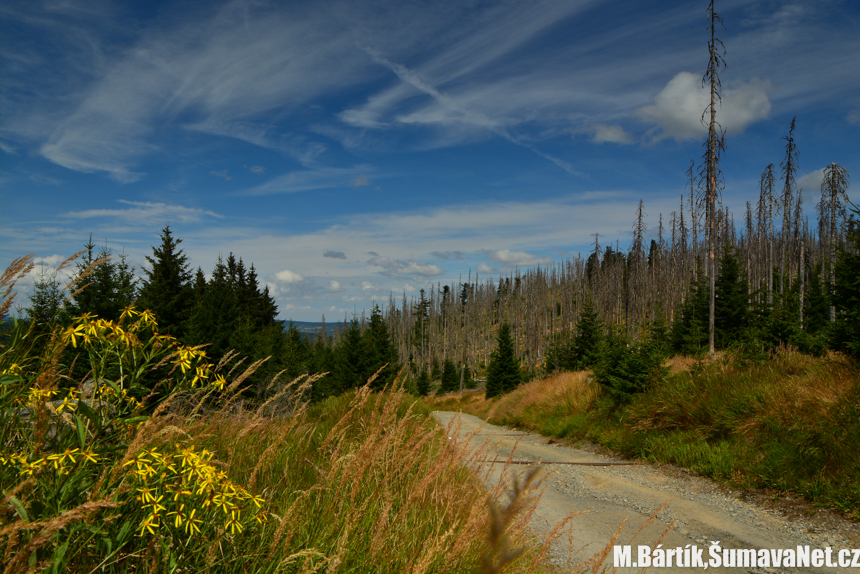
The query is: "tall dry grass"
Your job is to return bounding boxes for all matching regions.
[429,372,600,439]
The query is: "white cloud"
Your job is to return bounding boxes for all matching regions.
[64,200,223,224]
[485,249,552,267]
[367,255,444,277]
[33,254,67,267]
[361,281,379,293]
[250,165,265,174]
[271,269,304,283]
[349,174,371,187]
[328,280,343,292]
[477,262,497,274]
[577,123,634,145]
[635,72,772,142]
[797,168,825,194]
[847,110,860,125]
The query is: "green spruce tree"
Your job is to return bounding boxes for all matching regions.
[137,225,193,337]
[485,323,522,398]
[186,256,238,358]
[462,363,476,389]
[670,262,709,355]
[438,358,459,395]
[68,236,138,321]
[416,369,431,397]
[714,243,750,348]
[832,204,860,358]
[333,316,364,393]
[362,305,399,390]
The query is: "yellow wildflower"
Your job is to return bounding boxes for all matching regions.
[47,447,80,468]
[138,512,161,536]
[119,305,139,321]
[80,449,98,463]
[168,504,187,529]
[185,508,202,536]
[224,510,243,535]
[211,374,227,391]
[2,363,23,375]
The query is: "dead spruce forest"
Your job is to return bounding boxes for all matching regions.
[18,141,857,401]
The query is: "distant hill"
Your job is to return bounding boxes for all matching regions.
[280,320,337,339]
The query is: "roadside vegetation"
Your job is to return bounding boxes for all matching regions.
[0,256,572,574]
[431,349,860,521]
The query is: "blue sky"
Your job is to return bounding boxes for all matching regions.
[1,0,858,321]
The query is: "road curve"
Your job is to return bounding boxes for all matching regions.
[433,411,859,573]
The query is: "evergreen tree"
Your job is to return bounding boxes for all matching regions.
[282,322,310,379]
[571,299,603,368]
[803,266,830,336]
[26,272,65,328]
[68,237,138,321]
[463,363,476,389]
[832,204,860,358]
[438,358,459,395]
[714,243,750,347]
[186,256,238,358]
[594,330,666,403]
[544,299,603,372]
[431,357,441,381]
[670,264,709,354]
[309,331,336,401]
[362,305,399,390]
[416,369,431,397]
[333,316,364,393]
[137,226,193,337]
[485,323,522,398]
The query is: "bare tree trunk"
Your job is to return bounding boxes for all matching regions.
[702,0,726,360]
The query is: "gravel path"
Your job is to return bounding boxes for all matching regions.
[433,411,860,573]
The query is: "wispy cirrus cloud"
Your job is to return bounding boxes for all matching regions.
[63,200,223,223]
[240,165,374,195]
[13,2,369,179]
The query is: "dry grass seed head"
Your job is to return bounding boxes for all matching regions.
[4,499,120,574]
[0,255,36,322]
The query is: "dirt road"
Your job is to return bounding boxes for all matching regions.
[433,411,860,573]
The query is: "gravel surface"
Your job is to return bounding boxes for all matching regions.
[433,411,860,573]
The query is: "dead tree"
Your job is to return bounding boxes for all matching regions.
[700,0,727,359]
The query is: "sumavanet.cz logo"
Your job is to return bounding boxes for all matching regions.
[613,542,860,569]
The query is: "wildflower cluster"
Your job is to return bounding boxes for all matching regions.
[123,447,267,538]
[0,447,99,477]
[58,306,226,394]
